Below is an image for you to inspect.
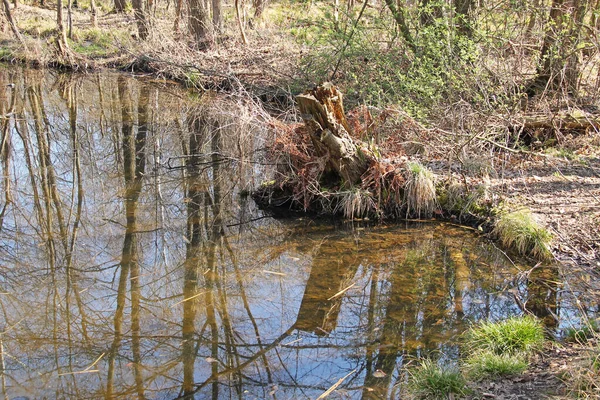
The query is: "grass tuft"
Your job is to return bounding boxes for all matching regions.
[337,188,375,219]
[493,209,553,260]
[407,359,468,399]
[404,161,436,219]
[465,351,528,380]
[465,316,545,357]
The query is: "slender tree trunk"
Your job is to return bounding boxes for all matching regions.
[67,0,73,39]
[188,0,213,49]
[90,0,97,27]
[114,0,126,13]
[174,0,183,32]
[528,0,568,93]
[235,0,248,45]
[2,0,25,44]
[212,0,222,33]
[132,0,149,39]
[253,0,266,18]
[525,0,540,36]
[454,0,473,36]
[565,0,587,92]
[56,0,69,51]
[384,0,415,51]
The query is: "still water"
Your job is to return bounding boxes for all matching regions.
[0,66,586,399]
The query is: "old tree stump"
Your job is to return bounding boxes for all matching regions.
[253,82,396,216]
[296,83,375,185]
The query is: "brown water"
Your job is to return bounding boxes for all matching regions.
[0,66,589,399]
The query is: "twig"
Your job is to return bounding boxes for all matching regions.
[316,369,357,399]
[327,283,356,300]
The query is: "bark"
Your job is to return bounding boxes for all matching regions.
[174,0,183,32]
[454,0,473,36]
[515,109,600,132]
[527,0,581,94]
[90,0,97,27]
[565,0,587,92]
[212,0,222,33]
[253,0,266,18]
[188,0,213,50]
[235,0,247,45]
[296,83,374,185]
[56,0,69,50]
[132,0,149,39]
[114,0,126,13]
[383,0,415,51]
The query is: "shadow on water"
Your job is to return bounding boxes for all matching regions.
[0,66,596,399]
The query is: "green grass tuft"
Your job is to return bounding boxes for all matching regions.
[407,359,468,399]
[465,316,545,357]
[465,351,528,380]
[493,209,553,260]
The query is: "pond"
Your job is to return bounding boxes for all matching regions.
[0,66,590,399]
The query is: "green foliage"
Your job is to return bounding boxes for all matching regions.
[493,209,553,260]
[297,0,488,118]
[407,359,468,399]
[465,351,528,380]
[465,316,545,357]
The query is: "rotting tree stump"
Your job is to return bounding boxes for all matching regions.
[296,83,374,185]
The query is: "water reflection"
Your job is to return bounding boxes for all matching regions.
[0,66,592,399]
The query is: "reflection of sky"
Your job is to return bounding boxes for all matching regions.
[0,67,592,400]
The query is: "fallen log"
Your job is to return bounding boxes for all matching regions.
[511,108,600,139]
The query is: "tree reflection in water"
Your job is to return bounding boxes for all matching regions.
[0,66,590,399]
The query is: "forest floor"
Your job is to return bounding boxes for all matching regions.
[3,3,600,398]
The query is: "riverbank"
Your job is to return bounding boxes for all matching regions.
[2,2,600,397]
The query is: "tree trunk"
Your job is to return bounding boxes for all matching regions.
[565,0,587,93]
[132,0,149,39]
[528,0,569,94]
[454,0,473,36]
[90,0,97,27]
[174,0,183,32]
[56,0,69,51]
[235,0,247,45]
[296,83,374,185]
[67,0,73,39]
[188,0,213,50]
[114,0,126,13]
[2,0,24,44]
[253,0,266,18]
[212,0,222,33]
[383,0,415,51]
